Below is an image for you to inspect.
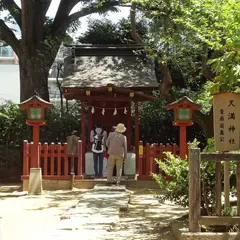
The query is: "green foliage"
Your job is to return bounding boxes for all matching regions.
[78,17,148,44]
[222,207,236,217]
[175,0,240,92]
[136,0,240,95]
[0,101,31,147]
[188,138,200,149]
[154,138,238,213]
[153,152,189,206]
[203,137,215,153]
[153,150,216,212]
[138,92,206,145]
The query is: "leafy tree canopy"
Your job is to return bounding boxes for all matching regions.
[136,0,240,93]
[78,17,148,45]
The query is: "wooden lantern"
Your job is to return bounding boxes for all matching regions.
[166,96,201,159]
[19,95,53,126]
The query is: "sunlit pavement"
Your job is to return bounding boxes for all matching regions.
[0,185,188,240]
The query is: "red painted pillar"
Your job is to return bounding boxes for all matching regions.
[81,101,86,174]
[77,140,83,179]
[32,124,40,168]
[145,143,150,176]
[127,102,131,151]
[134,102,139,173]
[88,103,92,151]
[179,124,187,160]
[23,140,29,176]
[138,141,143,176]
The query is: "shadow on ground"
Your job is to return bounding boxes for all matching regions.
[106,188,188,240]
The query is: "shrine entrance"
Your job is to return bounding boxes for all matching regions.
[63,85,156,177]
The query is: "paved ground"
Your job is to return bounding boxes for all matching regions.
[0,184,188,240]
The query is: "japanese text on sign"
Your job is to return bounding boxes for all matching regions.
[213,92,240,151]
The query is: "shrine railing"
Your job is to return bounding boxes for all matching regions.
[21,140,83,180]
[137,141,180,180]
[21,140,180,181]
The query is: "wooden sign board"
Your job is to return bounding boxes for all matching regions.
[213,92,240,151]
[67,135,80,154]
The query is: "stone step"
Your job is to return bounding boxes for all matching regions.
[93,184,126,192]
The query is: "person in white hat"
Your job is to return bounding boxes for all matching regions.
[106,123,127,185]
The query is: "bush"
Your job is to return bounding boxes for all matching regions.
[153,138,238,215]
[153,152,189,206]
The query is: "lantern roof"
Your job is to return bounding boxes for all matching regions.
[19,95,54,110]
[165,96,201,111]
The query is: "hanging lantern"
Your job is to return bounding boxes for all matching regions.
[113,108,117,115]
[86,90,91,96]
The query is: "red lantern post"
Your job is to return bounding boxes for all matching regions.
[19,95,53,194]
[166,96,201,160]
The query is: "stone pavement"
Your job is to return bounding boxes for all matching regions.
[31,184,130,240]
[0,187,87,240]
[0,184,188,240]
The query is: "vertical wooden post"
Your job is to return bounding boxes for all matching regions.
[32,124,40,168]
[43,142,48,176]
[63,143,68,176]
[149,144,155,174]
[173,143,178,155]
[57,143,61,176]
[77,140,83,178]
[127,102,131,151]
[29,142,33,168]
[152,144,159,174]
[134,101,139,173]
[189,148,201,232]
[23,140,29,176]
[145,143,151,176]
[81,101,86,174]
[224,161,230,209]
[50,142,55,176]
[88,103,92,151]
[138,141,143,176]
[179,124,187,160]
[236,162,240,215]
[215,161,222,216]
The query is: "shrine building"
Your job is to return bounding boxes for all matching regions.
[62,44,159,176]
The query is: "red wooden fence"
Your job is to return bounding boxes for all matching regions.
[21,140,83,180]
[138,142,180,180]
[21,140,180,181]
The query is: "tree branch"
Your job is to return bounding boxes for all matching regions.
[40,0,52,19]
[52,0,120,35]
[130,2,172,102]
[1,0,22,28]
[130,2,143,45]
[52,0,80,31]
[0,20,21,55]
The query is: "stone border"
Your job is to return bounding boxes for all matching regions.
[172,220,240,240]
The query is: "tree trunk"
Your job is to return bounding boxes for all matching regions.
[19,55,51,102]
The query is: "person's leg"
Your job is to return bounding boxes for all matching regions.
[116,156,123,185]
[107,155,116,183]
[93,152,98,177]
[98,152,104,178]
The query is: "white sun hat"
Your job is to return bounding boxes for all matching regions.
[115,123,126,133]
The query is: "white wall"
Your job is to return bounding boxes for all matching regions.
[0,65,20,103]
